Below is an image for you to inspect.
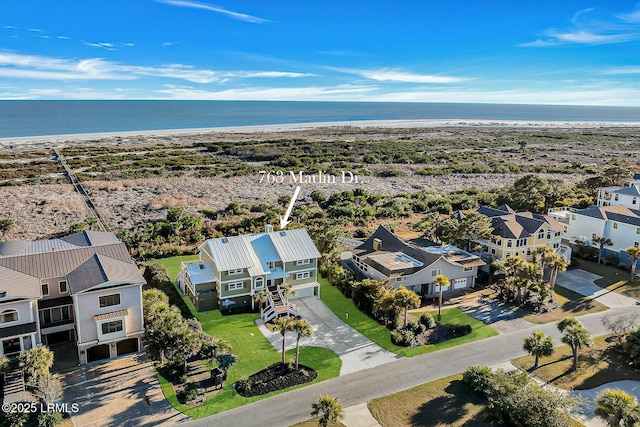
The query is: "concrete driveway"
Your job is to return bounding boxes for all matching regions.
[62,353,187,427]
[573,380,640,427]
[258,296,400,375]
[556,269,638,308]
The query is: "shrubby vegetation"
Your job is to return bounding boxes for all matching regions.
[463,365,581,426]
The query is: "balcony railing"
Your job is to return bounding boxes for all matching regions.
[40,318,74,329]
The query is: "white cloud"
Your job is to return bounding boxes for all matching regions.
[156,0,268,23]
[0,52,313,83]
[156,84,374,100]
[522,6,640,47]
[83,42,116,50]
[330,67,469,83]
[602,66,640,74]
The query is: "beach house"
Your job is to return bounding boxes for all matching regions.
[596,174,640,209]
[177,226,321,322]
[473,205,569,262]
[0,231,145,364]
[351,226,484,296]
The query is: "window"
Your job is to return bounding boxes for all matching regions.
[516,238,527,247]
[553,243,560,249]
[59,281,67,293]
[615,194,619,201]
[61,306,70,320]
[101,320,123,335]
[227,269,243,275]
[0,310,18,324]
[228,282,243,291]
[41,309,52,324]
[613,222,619,229]
[430,269,441,277]
[396,276,407,282]
[636,227,640,235]
[538,231,544,239]
[506,253,512,258]
[571,214,576,221]
[491,248,496,255]
[546,233,551,239]
[254,277,264,289]
[41,283,49,296]
[296,271,310,280]
[592,233,597,240]
[267,262,276,270]
[99,294,121,308]
[463,266,473,272]
[555,232,561,237]
[635,241,640,248]
[296,259,311,265]
[634,197,638,205]
[506,240,513,248]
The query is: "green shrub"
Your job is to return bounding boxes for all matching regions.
[419,313,436,329]
[235,377,252,394]
[37,411,63,427]
[176,381,201,404]
[406,320,426,335]
[390,329,415,346]
[462,365,494,395]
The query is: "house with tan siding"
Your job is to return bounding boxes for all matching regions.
[0,231,145,364]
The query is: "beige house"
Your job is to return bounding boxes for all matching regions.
[474,205,569,261]
[178,226,321,322]
[0,231,145,364]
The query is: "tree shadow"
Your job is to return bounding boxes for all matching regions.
[409,381,492,427]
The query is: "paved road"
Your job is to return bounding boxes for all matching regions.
[259,297,400,375]
[180,305,640,427]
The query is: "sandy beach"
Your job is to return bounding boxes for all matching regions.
[2,119,640,147]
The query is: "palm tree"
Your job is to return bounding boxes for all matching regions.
[393,286,421,327]
[292,319,313,370]
[594,388,640,427]
[85,216,99,231]
[547,253,570,293]
[433,275,450,322]
[532,245,555,278]
[18,346,54,386]
[280,283,297,304]
[626,247,640,282]
[593,236,614,264]
[558,318,592,371]
[311,395,344,427]
[523,330,554,369]
[273,316,294,364]
[253,289,269,312]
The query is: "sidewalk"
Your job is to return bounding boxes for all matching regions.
[342,403,381,427]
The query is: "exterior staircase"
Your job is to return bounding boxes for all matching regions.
[3,358,26,404]
[261,286,300,322]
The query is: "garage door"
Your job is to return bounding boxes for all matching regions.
[294,287,315,298]
[453,278,467,289]
[86,344,110,363]
[433,284,450,293]
[116,338,139,356]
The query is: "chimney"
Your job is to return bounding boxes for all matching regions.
[265,224,274,233]
[373,238,382,251]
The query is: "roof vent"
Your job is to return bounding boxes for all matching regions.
[199,264,205,270]
[265,224,274,233]
[0,291,6,298]
[373,238,382,251]
[279,231,287,237]
[221,238,228,244]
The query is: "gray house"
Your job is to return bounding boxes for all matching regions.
[352,226,485,296]
[0,231,145,364]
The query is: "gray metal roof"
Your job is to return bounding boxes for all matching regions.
[60,230,120,247]
[613,186,640,197]
[186,262,217,285]
[0,266,41,299]
[67,253,145,294]
[202,228,319,273]
[268,229,321,263]
[0,243,132,279]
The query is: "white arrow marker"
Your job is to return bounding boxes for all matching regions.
[279,186,301,230]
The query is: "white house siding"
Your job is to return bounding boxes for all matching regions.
[0,299,39,356]
[75,284,144,364]
[566,214,606,243]
[386,259,476,296]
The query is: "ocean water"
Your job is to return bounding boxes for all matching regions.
[1,100,640,138]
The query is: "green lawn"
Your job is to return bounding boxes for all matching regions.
[319,278,498,357]
[147,257,341,419]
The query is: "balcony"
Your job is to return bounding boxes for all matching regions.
[40,317,74,329]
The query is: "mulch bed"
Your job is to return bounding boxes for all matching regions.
[236,362,317,397]
[415,323,472,346]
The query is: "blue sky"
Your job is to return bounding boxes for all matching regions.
[1,1,640,105]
